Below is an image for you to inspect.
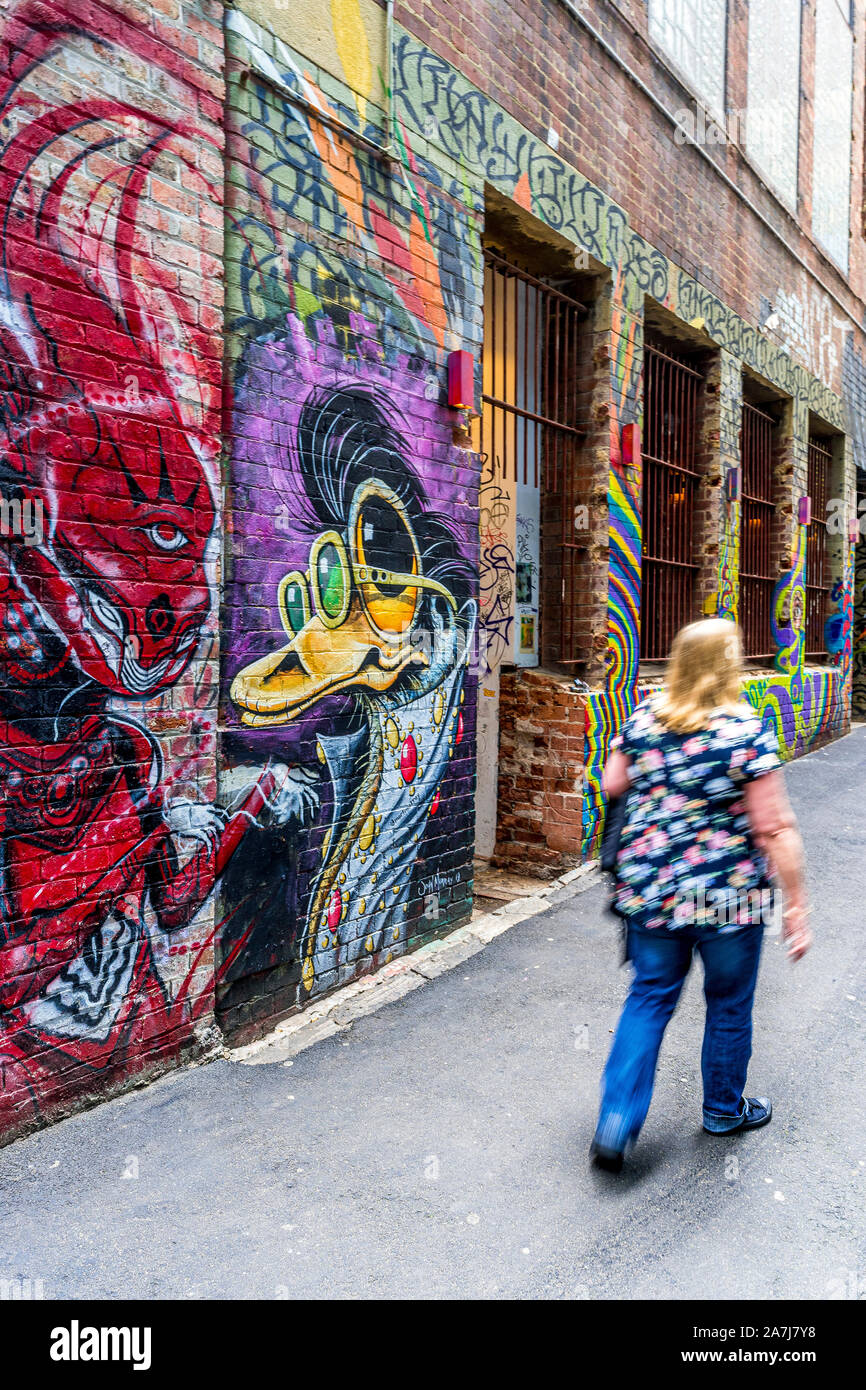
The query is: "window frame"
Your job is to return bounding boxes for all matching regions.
[640,338,704,663]
[804,435,834,661]
[739,399,778,661]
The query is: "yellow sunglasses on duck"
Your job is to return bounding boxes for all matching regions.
[278,480,457,639]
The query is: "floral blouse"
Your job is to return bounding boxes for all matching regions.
[609,700,783,931]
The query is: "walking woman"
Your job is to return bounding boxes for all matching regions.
[591,618,811,1172]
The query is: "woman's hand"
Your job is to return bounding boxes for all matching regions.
[602,748,632,799]
[745,773,809,962]
[782,901,812,961]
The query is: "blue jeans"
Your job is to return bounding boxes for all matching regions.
[594,922,765,1151]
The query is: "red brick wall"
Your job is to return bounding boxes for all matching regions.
[494,669,586,875]
[398,0,862,879]
[396,0,865,396]
[0,0,226,1143]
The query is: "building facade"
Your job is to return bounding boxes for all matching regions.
[0,0,863,1140]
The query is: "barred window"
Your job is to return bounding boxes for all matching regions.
[640,342,703,661]
[739,401,777,659]
[479,248,586,667]
[804,437,833,660]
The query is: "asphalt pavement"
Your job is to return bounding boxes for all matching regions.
[1,726,865,1300]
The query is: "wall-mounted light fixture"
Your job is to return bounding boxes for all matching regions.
[798,495,811,526]
[621,421,640,468]
[447,350,474,410]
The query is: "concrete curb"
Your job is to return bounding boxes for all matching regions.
[226,859,601,1066]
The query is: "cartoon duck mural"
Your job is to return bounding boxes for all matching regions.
[230,385,476,999]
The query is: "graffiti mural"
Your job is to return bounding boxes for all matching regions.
[744,672,843,759]
[0,0,314,1133]
[583,327,642,855]
[773,529,807,693]
[853,532,866,717]
[716,354,743,624]
[0,0,857,1133]
[388,23,852,854]
[219,10,478,1024]
[478,471,515,676]
[228,381,474,999]
[728,529,850,762]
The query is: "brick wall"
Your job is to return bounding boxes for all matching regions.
[495,670,586,875]
[217,4,481,1044]
[396,0,865,404]
[0,0,227,1142]
[1,0,862,1141]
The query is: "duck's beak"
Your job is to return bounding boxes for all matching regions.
[230,598,428,727]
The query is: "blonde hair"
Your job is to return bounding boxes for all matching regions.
[652,619,746,734]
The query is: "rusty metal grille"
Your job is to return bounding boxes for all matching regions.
[480,249,585,663]
[805,437,832,659]
[640,342,702,661]
[740,402,776,659]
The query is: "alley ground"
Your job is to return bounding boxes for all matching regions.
[2,728,865,1301]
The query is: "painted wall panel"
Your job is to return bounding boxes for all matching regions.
[0,0,856,1139]
[219,11,480,1026]
[0,0,230,1136]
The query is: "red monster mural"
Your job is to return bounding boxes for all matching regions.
[0,1,308,1135]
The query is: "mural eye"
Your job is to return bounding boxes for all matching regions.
[280,574,310,636]
[316,542,348,620]
[88,588,125,638]
[147,523,189,552]
[355,496,420,634]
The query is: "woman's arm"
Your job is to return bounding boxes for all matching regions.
[743,770,811,960]
[602,748,631,799]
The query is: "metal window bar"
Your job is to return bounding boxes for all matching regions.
[480,249,587,664]
[740,401,776,659]
[640,342,702,662]
[805,438,832,659]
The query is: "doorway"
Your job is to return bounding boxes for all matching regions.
[474,239,586,860]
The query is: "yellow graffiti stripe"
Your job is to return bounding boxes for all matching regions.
[331,0,373,123]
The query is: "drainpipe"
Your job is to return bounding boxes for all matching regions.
[385,0,398,157]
